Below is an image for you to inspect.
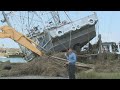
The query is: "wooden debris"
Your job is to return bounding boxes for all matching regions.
[50,56,94,69]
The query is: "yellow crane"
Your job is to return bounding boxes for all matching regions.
[0,25,43,56]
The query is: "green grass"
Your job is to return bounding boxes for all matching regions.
[76,71,120,79]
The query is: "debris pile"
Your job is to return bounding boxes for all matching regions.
[1,55,68,77]
[0,52,94,77]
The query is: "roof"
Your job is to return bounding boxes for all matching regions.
[102,42,116,45]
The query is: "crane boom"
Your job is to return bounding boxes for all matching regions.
[0,25,43,56]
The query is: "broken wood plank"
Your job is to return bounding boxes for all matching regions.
[50,56,66,61]
[50,56,94,69]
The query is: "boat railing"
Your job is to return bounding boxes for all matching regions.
[73,13,98,22]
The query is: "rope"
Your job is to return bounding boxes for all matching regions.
[69,30,72,48]
[29,12,35,29]
[96,12,99,36]
[87,26,90,53]
[57,38,67,50]
[28,11,30,34]
[19,12,24,33]
[53,25,68,50]
[49,11,68,50]
[95,12,100,53]
[3,12,24,51]
[64,11,72,23]
[14,13,25,34]
[14,12,43,23]
[22,12,30,34]
[50,38,55,52]
[10,13,26,35]
[64,11,73,48]
[34,11,45,28]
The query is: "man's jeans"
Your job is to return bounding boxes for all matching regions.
[68,63,76,79]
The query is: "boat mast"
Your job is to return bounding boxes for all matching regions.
[1,11,25,54]
[2,11,12,27]
[50,11,61,26]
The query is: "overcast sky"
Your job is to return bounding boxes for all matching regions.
[0,11,120,48]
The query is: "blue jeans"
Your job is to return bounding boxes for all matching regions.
[68,63,76,79]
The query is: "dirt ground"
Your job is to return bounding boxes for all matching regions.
[0,52,120,79]
[0,53,69,77]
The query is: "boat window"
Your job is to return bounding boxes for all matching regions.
[89,19,94,23]
[72,27,75,29]
[58,31,62,34]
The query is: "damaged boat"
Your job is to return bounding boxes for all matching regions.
[1,11,98,61]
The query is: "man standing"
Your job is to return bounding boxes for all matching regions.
[65,48,77,79]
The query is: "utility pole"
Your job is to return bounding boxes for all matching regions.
[98,34,102,54]
[98,34,103,60]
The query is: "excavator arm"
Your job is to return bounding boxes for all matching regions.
[0,25,43,56]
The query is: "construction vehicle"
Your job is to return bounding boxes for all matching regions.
[0,25,43,57]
